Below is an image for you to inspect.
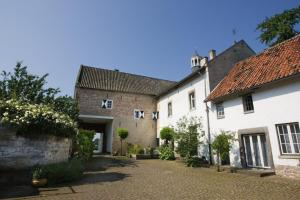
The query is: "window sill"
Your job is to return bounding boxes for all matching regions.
[278,155,300,159]
[244,110,254,114]
[217,116,225,119]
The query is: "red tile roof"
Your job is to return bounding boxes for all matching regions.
[206,34,300,102]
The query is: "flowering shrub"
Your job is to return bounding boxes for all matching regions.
[0,99,77,137]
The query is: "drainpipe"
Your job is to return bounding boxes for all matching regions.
[199,70,213,165]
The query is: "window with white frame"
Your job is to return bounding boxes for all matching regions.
[134,109,144,119]
[168,102,172,117]
[276,123,300,154]
[216,103,225,118]
[189,91,196,110]
[134,109,140,119]
[242,94,254,112]
[101,99,113,109]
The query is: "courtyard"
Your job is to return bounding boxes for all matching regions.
[2,156,300,200]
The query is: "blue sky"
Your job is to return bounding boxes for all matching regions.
[0,0,299,96]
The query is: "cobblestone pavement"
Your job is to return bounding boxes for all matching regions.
[8,156,300,200]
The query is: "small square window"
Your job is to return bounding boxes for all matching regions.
[243,94,254,113]
[168,102,172,117]
[189,91,196,110]
[101,99,113,109]
[216,103,225,119]
[134,109,140,119]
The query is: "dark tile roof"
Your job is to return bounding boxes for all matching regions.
[76,65,176,96]
[206,34,300,102]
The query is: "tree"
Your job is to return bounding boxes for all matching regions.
[0,62,78,121]
[0,62,59,103]
[257,6,300,46]
[160,127,174,145]
[211,131,235,172]
[175,116,203,160]
[117,128,129,156]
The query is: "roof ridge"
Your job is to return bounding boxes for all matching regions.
[80,65,176,83]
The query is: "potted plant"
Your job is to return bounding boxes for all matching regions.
[32,166,47,187]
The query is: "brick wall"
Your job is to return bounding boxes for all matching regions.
[0,128,71,170]
[76,87,158,153]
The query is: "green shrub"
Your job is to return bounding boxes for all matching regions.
[175,116,203,158]
[184,156,209,167]
[159,145,175,160]
[127,143,144,155]
[160,127,174,145]
[0,100,77,137]
[211,131,235,171]
[74,129,95,160]
[39,158,84,185]
[32,166,47,179]
[117,128,129,156]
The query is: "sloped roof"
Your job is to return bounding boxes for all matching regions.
[76,65,176,96]
[206,34,300,102]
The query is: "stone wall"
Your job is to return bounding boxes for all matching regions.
[76,88,157,153]
[0,127,71,170]
[275,165,300,179]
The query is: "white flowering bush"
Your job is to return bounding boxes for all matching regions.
[0,99,77,137]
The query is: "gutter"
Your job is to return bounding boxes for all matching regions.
[200,70,213,165]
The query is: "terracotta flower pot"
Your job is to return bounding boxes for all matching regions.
[32,178,47,187]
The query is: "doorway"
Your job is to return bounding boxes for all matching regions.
[243,134,270,168]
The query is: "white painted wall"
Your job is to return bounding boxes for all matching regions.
[210,79,300,168]
[157,69,211,158]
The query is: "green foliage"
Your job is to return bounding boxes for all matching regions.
[74,129,96,160]
[117,128,129,140]
[32,166,47,179]
[175,116,203,158]
[0,62,79,121]
[53,96,79,121]
[33,158,84,185]
[257,6,300,46]
[184,156,209,167]
[0,62,59,104]
[159,145,175,160]
[0,100,77,137]
[127,143,144,155]
[211,131,235,169]
[117,128,129,156]
[160,127,174,145]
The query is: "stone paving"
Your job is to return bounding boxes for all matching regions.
[4,156,300,200]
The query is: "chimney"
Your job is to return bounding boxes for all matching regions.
[209,49,216,60]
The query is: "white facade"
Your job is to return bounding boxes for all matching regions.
[157,68,211,158]
[210,78,300,169]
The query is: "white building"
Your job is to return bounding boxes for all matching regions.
[157,41,255,162]
[206,35,300,178]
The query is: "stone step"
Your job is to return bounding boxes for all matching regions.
[231,168,275,177]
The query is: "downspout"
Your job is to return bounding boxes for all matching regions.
[199,69,212,164]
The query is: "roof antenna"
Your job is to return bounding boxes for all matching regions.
[232,29,237,44]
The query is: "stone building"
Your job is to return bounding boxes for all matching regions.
[75,40,254,155]
[75,66,175,154]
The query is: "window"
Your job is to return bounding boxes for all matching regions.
[134,110,144,119]
[152,112,159,120]
[134,109,140,119]
[216,103,224,119]
[242,94,254,113]
[276,123,300,154]
[168,102,172,117]
[189,91,196,110]
[101,99,113,109]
